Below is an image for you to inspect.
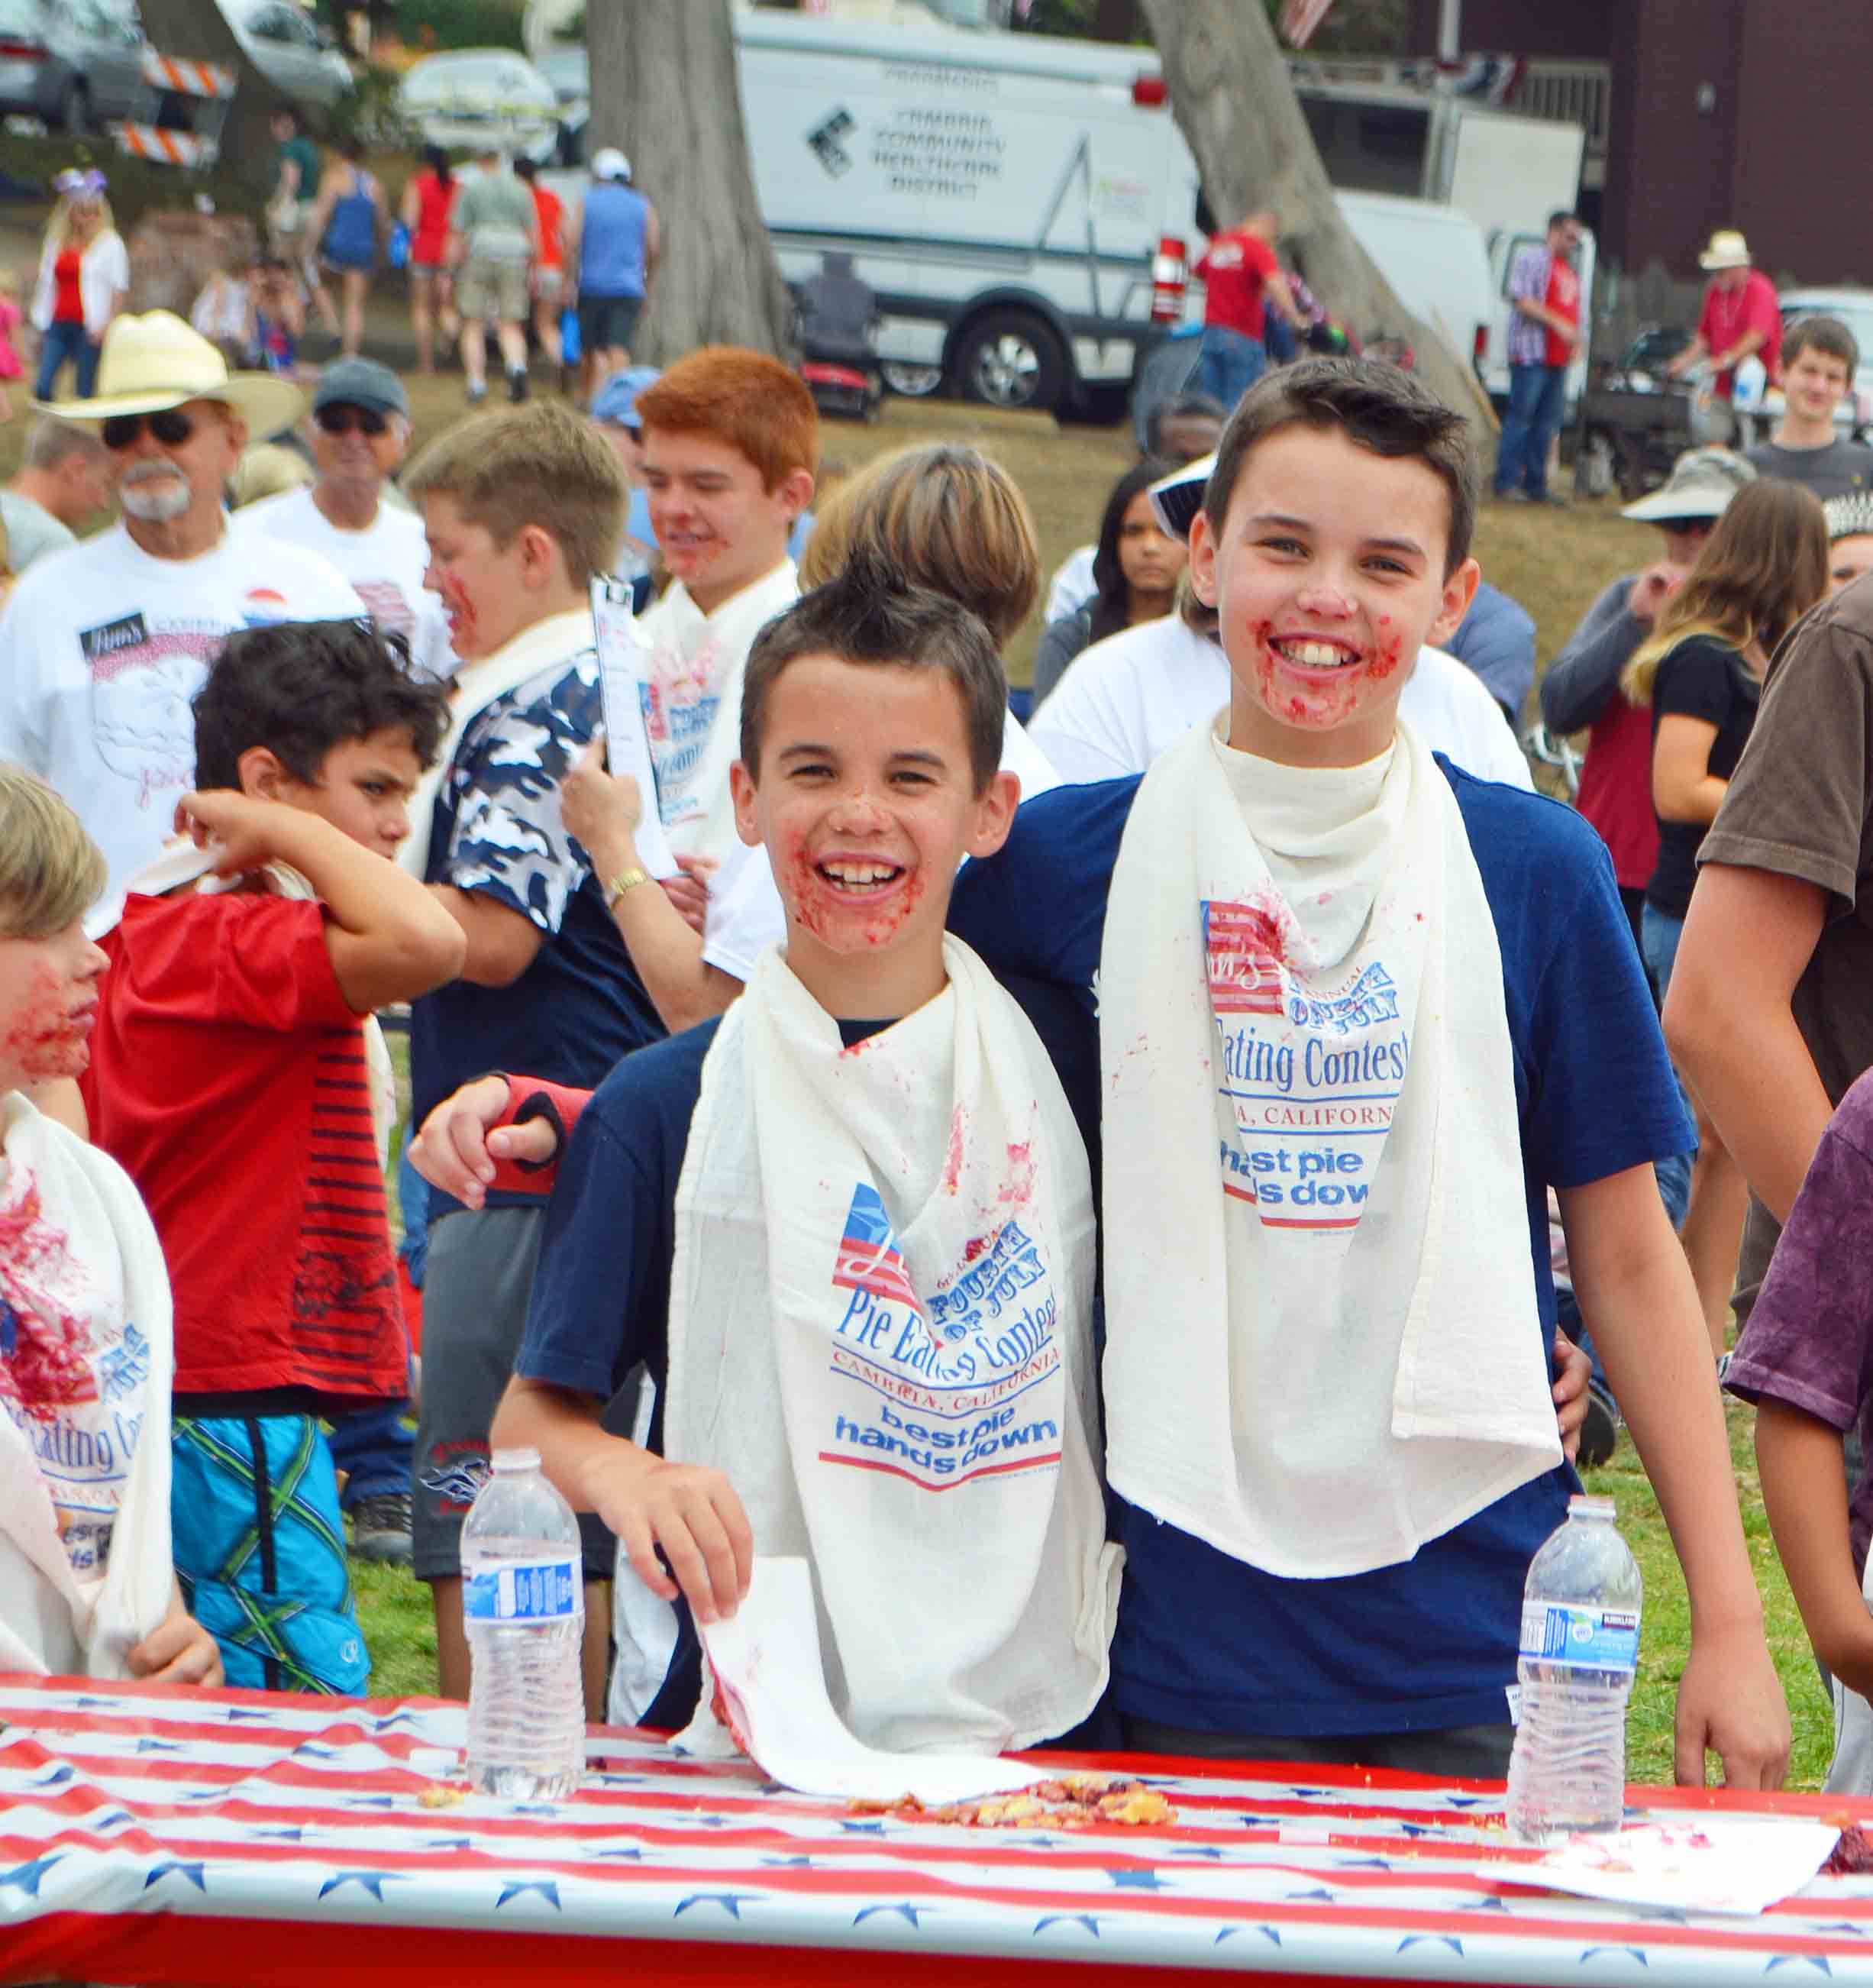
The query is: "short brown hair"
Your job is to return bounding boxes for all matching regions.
[1203,356,1479,576]
[404,400,626,586]
[0,763,105,938]
[1783,314,1860,378]
[741,550,1006,793]
[633,346,817,492]
[797,441,1039,643]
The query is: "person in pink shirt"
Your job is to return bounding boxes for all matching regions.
[1668,230,1781,402]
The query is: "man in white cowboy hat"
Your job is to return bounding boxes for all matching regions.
[0,311,365,916]
[1668,229,1783,404]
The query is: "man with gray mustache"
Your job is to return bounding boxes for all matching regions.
[0,312,364,921]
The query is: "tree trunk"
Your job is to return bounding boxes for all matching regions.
[134,0,298,192]
[589,0,795,362]
[1135,0,1494,435]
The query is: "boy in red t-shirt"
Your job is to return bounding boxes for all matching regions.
[82,621,464,1692]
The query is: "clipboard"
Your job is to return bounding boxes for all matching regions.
[590,577,679,880]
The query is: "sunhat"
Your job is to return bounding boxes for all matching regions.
[592,147,631,183]
[1824,491,1873,542]
[1698,229,1752,271]
[34,309,305,435]
[1620,445,1755,524]
[1147,450,1214,541]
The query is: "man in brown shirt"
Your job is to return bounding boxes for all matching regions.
[1665,578,1873,1328]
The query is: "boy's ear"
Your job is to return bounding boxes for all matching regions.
[518,521,568,590]
[728,758,763,848]
[234,745,290,800]
[1187,509,1219,609]
[777,467,815,523]
[1429,555,1482,648]
[966,770,1021,863]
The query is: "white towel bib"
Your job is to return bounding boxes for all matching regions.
[1100,718,1561,1579]
[663,939,1119,1754]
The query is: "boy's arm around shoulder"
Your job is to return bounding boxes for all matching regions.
[948,777,1135,995]
[177,790,464,1011]
[1729,1078,1873,1697]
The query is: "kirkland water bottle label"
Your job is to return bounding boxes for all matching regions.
[1519,1598,1639,1671]
[463,1559,582,1623]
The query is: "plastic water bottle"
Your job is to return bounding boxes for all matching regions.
[462,1447,585,1801]
[1506,1495,1642,1841]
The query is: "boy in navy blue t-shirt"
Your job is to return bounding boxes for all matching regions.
[481,564,1119,1748]
[945,357,1789,1786]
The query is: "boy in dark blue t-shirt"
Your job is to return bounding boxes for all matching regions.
[480,563,1119,1750]
[945,357,1788,1787]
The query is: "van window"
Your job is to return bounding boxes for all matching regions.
[1300,95,1429,199]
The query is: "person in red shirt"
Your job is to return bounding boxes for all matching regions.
[1494,210,1583,504]
[81,620,464,1693]
[1668,230,1782,404]
[515,154,566,377]
[1192,207,1304,414]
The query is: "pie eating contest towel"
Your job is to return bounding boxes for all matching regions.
[664,938,1120,1754]
[1099,716,1562,1579]
[0,1091,176,1676]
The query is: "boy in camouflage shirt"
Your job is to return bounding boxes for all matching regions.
[402,403,666,1704]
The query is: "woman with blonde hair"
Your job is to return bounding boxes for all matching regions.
[30,169,128,402]
[1622,475,1829,1352]
[798,438,1041,645]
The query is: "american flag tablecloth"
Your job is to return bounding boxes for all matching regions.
[3,1675,1873,1987]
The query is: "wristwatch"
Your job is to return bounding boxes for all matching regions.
[605,866,652,910]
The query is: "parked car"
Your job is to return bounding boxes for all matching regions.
[0,0,148,134]
[534,43,586,166]
[396,47,558,161]
[214,0,351,108]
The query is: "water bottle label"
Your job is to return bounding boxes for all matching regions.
[1519,1598,1639,1672]
[463,1559,583,1624]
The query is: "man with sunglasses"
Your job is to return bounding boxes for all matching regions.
[0,311,363,920]
[236,358,455,687]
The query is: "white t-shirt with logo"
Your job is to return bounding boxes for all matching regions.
[1027,614,1534,791]
[0,523,365,911]
[234,485,457,684]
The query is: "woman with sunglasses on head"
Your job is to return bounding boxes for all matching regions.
[29,170,127,404]
[233,356,457,684]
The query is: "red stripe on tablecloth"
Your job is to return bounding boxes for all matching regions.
[0,1912,1437,1988]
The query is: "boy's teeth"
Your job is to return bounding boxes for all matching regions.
[823,862,898,885]
[1282,639,1357,668]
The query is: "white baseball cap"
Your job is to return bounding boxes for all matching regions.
[592,147,631,183]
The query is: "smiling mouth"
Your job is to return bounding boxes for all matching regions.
[1271,635,1364,671]
[817,859,906,895]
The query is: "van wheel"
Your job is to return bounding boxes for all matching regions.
[880,361,942,399]
[955,311,1067,412]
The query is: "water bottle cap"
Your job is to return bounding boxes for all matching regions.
[1568,1493,1616,1520]
[489,1446,542,1472]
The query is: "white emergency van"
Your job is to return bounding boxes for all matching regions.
[735,7,1198,415]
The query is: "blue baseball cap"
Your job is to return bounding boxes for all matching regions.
[590,366,661,431]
